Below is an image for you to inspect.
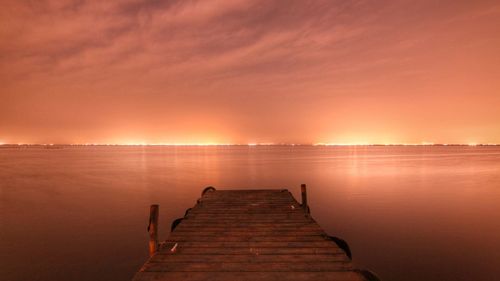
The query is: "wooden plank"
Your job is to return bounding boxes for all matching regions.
[161,241,340,248]
[178,219,312,223]
[141,261,353,272]
[173,227,323,231]
[133,271,365,281]
[184,213,311,218]
[175,221,315,226]
[173,226,324,232]
[149,254,350,263]
[170,230,326,236]
[165,236,331,242]
[185,211,308,216]
[154,247,346,255]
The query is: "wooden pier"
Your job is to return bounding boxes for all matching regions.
[133,185,377,281]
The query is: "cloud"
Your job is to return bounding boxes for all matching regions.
[0,0,499,143]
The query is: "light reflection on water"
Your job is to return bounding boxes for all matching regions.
[1,146,499,281]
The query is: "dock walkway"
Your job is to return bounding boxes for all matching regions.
[133,187,372,281]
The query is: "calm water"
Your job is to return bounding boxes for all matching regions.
[1,146,500,281]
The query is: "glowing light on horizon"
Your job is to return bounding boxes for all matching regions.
[0,141,498,146]
[247,143,276,146]
[311,141,497,146]
[313,142,371,146]
[75,142,236,146]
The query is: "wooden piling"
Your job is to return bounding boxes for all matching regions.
[148,204,159,257]
[301,183,308,209]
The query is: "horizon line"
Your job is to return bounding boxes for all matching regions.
[1,143,499,147]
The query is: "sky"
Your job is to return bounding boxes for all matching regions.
[1,0,499,145]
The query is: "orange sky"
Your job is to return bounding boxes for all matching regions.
[1,0,499,144]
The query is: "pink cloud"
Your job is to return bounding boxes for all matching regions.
[1,0,499,144]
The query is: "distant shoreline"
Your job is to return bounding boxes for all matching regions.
[1,143,499,148]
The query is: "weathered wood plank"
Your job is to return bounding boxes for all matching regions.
[165,236,331,242]
[154,247,346,255]
[133,271,365,281]
[180,219,313,223]
[141,261,353,272]
[178,220,316,225]
[149,254,350,263]
[161,241,340,248]
[173,226,324,232]
[171,230,326,236]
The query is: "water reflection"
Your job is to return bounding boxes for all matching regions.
[1,146,499,281]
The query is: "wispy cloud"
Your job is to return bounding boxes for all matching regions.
[1,0,499,144]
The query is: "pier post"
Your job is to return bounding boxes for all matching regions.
[148,204,159,257]
[301,184,308,210]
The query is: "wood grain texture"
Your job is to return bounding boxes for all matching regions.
[133,189,366,281]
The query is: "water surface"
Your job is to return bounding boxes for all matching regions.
[1,146,499,281]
